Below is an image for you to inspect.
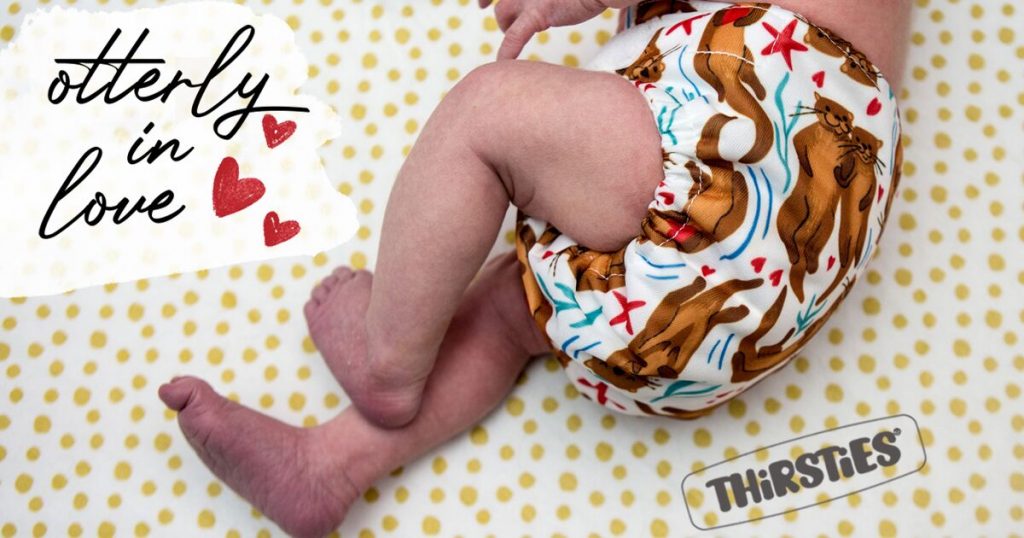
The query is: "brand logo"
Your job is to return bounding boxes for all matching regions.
[682,414,926,530]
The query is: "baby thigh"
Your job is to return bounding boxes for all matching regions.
[463,60,665,252]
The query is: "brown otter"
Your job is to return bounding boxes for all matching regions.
[584,357,655,392]
[776,93,857,303]
[515,212,555,334]
[634,0,697,25]
[731,271,857,383]
[804,23,880,88]
[817,126,883,304]
[617,28,679,83]
[563,246,627,293]
[693,3,774,164]
[605,275,761,378]
[636,400,717,419]
[640,159,748,253]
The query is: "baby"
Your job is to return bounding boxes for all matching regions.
[157,1,910,536]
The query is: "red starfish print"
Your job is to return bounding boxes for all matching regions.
[608,291,645,335]
[761,20,808,70]
[578,378,626,410]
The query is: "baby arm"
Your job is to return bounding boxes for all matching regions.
[479,0,646,60]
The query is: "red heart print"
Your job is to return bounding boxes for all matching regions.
[667,222,697,244]
[658,191,676,206]
[212,157,265,218]
[750,257,767,273]
[263,211,301,247]
[812,71,825,88]
[769,269,783,287]
[262,114,297,149]
[701,265,716,277]
[827,256,836,270]
[719,6,754,25]
[866,97,882,116]
[878,185,885,202]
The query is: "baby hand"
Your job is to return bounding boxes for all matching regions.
[479,0,625,60]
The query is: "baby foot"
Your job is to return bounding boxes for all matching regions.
[304,267,427,428]
[303,267,373,389]
[158,376,359,538]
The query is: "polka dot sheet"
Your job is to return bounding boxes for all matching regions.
[1,0,1022,536]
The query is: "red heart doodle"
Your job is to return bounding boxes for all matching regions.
[750,257,767,273]
[827,256,836,270]
[262,114,297,149]
[263,211,301,247]
[542,250,554,260]
[812,70,825,88]
[878,185,885,202]
[658,191,676,206]
[866,97,882,116]
[701,265,716,277]
[212,157,265,218]
[769,269,783,287]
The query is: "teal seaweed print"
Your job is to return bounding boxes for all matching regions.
[657,88,684,146]
[772,72,802,193]
[652,379,722,402]
[795,293,826,335]
[535,273,602,328]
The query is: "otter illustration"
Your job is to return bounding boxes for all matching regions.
[776,93,857,303]
[636,400,716,420]
[730,286,792,382]
[634,0,697,25]
[817,126,883,304]
[515,213,555,333]
[804,23,880,87]
[731,275,857,382]
[640,159,748,253]
[584,357,655,392]
[605,276,761,378]
[803,24,854,57]
[562,246,627,293]
[617,28,678,83]
[693,3,774,164]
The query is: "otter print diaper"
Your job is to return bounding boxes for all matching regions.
[514,1,904,419]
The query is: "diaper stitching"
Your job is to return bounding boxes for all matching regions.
[764,7,884,91]
[691,50,754,67]
[584,269,626,281]
[800,18,883,90]
[654,162,702,250]
[647,3,887,93]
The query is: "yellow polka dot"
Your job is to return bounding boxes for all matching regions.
[33,415,51,433]
[421,514,440,534]
[197,510,215,528]
[469,425,488,445]
[114,461,132,480]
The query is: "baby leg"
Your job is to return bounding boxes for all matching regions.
[159,253,551,538]
[323,59,665,427]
